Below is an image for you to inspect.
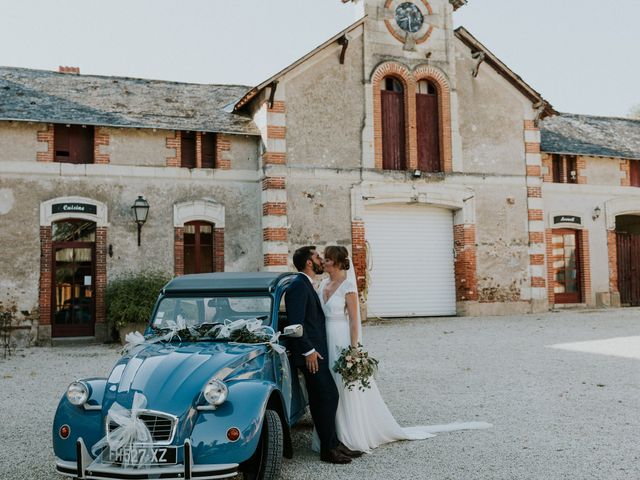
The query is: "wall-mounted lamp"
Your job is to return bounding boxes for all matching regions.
[131,195,149,246]
[592,205,601,221]
[412,169,422,179]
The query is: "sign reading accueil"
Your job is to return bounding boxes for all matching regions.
[553,215,581,225]
[52,203,97,215]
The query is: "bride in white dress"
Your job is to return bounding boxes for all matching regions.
[312,246,492,453]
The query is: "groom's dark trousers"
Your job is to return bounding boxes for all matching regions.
[285,273,339,455]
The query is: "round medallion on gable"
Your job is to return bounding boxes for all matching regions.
[384,0,434,47]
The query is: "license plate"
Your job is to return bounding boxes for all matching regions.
[107,445,177,466]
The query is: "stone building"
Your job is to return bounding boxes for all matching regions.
[0,0,638,345]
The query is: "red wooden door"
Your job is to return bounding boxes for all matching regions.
[551,229,582,304]
[381,90,406,170]
[616,232,640,306]
[416,93,440,172]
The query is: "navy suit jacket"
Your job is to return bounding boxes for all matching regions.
[284,273,328,366]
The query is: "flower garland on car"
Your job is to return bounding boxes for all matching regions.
[333,343,379,391]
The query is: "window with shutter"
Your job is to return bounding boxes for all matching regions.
[416,80,441,173]
[630,160,640,187]
[201,133,216,169]
[54,125,94,164]
[381,77,406,171]
[181,131,196,168]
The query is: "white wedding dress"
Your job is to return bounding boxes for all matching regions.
[311,277,492,453]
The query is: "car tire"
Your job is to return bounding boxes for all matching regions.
[242,409,283,480]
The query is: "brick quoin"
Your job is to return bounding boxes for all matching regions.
[214,228,225,272]
[541,154,553,183]
[351,221,367,293]
[529,254,545,265]
[545,229,555,305]
[453,224,478,301]
[174,227,184,276]
[267,126,286,139]
[526,165,541,177]
[264,253,288,267]
[263,152,287,165]
[531,277,546,288]
[37,124,54,162]
[39,227,52,325]
[94,128,110,164]
[263,228,288,242]
[529,231,544,244]
[262,202,287,216]
[525,142,541,154]
[216,136,231,170]
[267,101,286,114]
[527,187,542,198]
[262,177,286,190]
[166,131,181,167]
[523,120,539,131]
[95,227,108,324]
[620,160,630,186]
[528,209,544,221]
[608,230,618,292]
[577,157,587,184]
[580,230,591,303]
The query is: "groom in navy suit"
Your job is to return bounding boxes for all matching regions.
[285,246,361,463]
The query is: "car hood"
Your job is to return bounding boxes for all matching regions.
[102,342,269,415]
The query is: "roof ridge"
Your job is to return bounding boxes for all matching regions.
[555,111,640,124]
[0,65,253,90]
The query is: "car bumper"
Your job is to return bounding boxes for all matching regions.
[55,438,239,480]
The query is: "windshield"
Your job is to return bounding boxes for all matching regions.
[152,296,272,331]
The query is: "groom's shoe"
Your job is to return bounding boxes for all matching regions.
[337,442,364,458]
[320,449,352,464]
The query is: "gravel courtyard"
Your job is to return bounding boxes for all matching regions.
[1,308,639,480]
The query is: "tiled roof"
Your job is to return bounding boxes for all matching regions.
[0,66,259,135]
[541,113,640,160]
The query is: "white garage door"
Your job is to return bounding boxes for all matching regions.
[364,204,456,317]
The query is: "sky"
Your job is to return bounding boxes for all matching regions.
[1,0,638,118]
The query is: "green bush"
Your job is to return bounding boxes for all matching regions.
[106,271,171,330]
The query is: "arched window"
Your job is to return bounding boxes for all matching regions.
[184,221,215,274]
[416,80,441,172]
[381,77,406,170]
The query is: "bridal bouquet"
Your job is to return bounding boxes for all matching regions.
[333,343,379,391]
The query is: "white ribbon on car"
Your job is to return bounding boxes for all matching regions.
[90,392,154,468]
[122,318,287,356]
[215,318,286,354]
[122,317,201,354]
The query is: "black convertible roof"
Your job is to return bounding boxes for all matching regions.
[162,272,296,294]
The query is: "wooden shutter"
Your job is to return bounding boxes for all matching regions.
[201,133,216,169]
[69,125,94,164]
[630,160,640,187]
[381,90,406,170]
[552,155,562,183]
[566,155,577,183]
[54,125,70,162]
[416,93,441,172]
[181,132,196,168]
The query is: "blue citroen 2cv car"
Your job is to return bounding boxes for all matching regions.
[53,272,307,480]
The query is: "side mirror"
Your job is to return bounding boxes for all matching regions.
[281,324,303,338]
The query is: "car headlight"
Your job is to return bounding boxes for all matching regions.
[203,379,228,406]
[66,381,89,406]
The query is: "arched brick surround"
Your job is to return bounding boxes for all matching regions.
[372,62,415,171]
[371,62,453,173]
[413,64,453,173]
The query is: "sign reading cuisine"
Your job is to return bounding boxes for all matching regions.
[553,215,581,225]
[52,203,97,215]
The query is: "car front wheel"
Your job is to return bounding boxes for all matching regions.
[242,409,283,480]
